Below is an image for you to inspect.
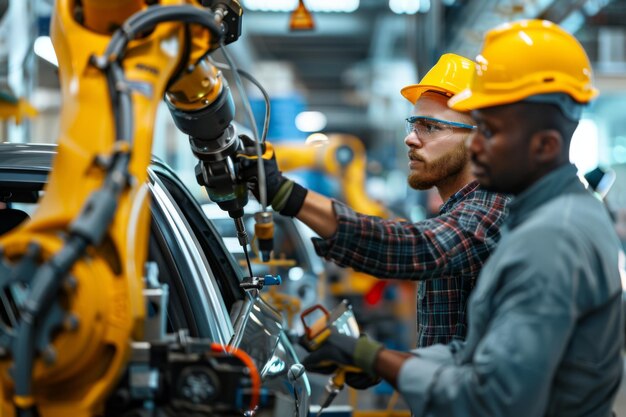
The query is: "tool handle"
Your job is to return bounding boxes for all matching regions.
[300,304,330,340]
[331,365,362,387]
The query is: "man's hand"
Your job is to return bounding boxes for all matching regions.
[300,331,384,383]
[301,332,358,373]
[344,372,382,390]
[237,135,287,204]
[237,136,308,216]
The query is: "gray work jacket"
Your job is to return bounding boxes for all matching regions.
[398,163,624,417]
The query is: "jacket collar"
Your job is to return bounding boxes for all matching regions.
[506,163,587,230]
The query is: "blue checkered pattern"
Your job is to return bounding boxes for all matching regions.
[312,181,510,347]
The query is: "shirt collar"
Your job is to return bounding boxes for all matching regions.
[506,163,586,229]
[439,180,480,214]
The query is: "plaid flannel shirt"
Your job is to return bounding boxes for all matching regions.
[312,181,510,347]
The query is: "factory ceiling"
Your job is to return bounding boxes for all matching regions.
[32,0,626,145]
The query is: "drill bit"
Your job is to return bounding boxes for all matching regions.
[234,217,254,277]
[315,377,342,417]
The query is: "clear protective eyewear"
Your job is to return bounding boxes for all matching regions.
[405,116,477,142]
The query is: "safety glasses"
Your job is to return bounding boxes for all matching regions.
[405,116,477,142]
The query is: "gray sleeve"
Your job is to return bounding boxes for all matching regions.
[397,343,458,414]
[396,249,577,416]
[409,343,458,364]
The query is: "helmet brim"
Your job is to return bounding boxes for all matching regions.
[447,88,505,112]
[401,84,453,104]
[448,86,599,113]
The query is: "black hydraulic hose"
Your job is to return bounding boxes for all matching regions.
[14,236,88,412]
[16,406,38,417]
[211,60,272,143]
[69,154,131,243]
[104,5,222,62]
[236,68,271,144]
[101,5,222,142]
[13,148,130,414]
[106,61,133,142]
[13,318,34,409]
[218,40,268,210]
[13,154,130,415]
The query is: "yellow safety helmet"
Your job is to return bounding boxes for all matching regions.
[401,53,475,104]
[449,19,598,113]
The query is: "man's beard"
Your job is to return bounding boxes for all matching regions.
[407,141,469,190]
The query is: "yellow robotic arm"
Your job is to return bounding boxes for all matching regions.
[274,134,388,218]
[274,134,389,295]
[0,2,256,417]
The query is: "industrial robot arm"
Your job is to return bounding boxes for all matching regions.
[0,2,269,416]
[274,135,388,219]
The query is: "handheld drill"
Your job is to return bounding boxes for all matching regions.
[301,300,362,416]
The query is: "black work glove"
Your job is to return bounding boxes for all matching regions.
[344,372,382,390]
[237,136,308,217]
[300,331,384,383]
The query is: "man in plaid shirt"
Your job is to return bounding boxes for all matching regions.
[240,53,510,348]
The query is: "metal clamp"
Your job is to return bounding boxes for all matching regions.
[239,274,282,291]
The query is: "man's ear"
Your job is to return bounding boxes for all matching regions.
[530,129,563,164]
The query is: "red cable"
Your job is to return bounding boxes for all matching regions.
[210,343,261,413]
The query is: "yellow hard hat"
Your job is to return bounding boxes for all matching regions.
[449,19,598,112]
[401,53,475,104]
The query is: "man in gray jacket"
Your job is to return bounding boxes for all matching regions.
[303,19,624,417]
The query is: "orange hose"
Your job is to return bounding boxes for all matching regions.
[210,343,261,413]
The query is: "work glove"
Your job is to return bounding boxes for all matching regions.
[300,330,384,386]
[344,371,383,390]
[237,136,308,217]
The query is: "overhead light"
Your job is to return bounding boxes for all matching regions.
[288,267,305,281]
[389,0,430,14]
[243,0,359,13]
[295,111,327,132]
[34,36,58,67]
[389,0,419,14]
